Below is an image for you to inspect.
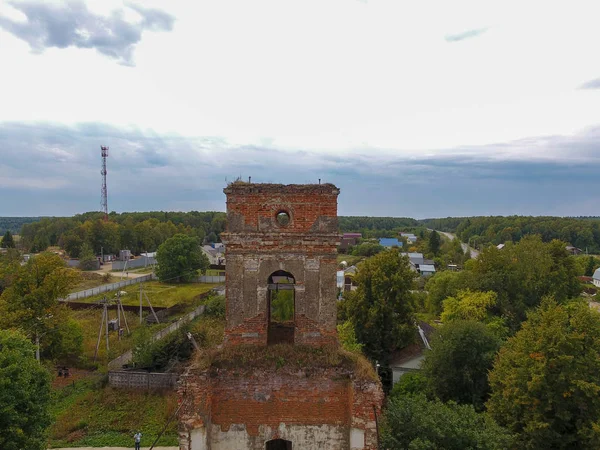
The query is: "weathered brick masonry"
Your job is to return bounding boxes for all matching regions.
[221,183,341,346]
[178,183,383,450]
[179,365,383,450]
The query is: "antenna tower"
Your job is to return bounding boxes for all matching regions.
[100,146,109,221]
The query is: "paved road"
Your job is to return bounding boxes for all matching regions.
[435,230,480,259]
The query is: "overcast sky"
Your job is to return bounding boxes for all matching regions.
[1,0,599,218]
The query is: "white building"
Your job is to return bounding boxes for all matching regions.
[593,268,600,288]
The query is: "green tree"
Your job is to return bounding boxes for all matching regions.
[337,320,364,353]
[487,300,600,449]
[470,236,580,328]
[78,242,98,271]
[381,394,513,450]
[155,234,209,282]
[428,230,441,256]
[1,230,15,248]
[0,249,20,295]
[340,250,417,366]
[389,372,428,398]
[585,256,597,277]
[425,270,472,315]
[0,329,52,450]
[441,290,498,323]
[0,253,81,361]
[422,320,501,410]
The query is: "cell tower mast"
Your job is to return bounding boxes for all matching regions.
[101,146,109,221]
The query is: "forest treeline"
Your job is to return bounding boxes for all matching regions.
[0,217,41,235]
[338,216,418,237]
[421,216,600,252]
[7,212,600,256]
[17,211,227,256]
[8,213,420,255]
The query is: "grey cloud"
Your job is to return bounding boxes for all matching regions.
[579,78,600,90]
[1,121,600,217]
[445,27,488,42]
[0,1,174,66]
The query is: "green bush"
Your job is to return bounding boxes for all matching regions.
[204,295,225,318]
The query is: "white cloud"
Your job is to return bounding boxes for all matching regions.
[0,0,599,158]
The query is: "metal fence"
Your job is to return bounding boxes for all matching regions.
[64,274,155,301]
[108,371,178,389]
[108,303,206,370]
[112,257,156,271]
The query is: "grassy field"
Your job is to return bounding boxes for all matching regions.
[48,376,178,448]
[75,281,220,308]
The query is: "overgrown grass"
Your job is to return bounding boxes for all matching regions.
[75,281,220,308]
[71,308,161,367]
[72,271,116,291]
[337,254,365,267]
[197,343,377,381]
[48,376,178,448]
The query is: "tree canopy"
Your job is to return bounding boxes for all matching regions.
[421,215,600,252]
[155,234,209,282]
[381,394,513,450]
[18,211,226,255]
[0,252,82,362]
[422,320,502,410]
[1,230,15,248]
[487,300,600,449]
[340,249,417,365]
[0,329,52,450]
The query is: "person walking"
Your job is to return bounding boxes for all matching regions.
[133,431,142,450]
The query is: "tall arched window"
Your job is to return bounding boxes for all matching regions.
[267,270,295,345]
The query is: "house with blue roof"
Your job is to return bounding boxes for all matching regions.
[379,238,403,248]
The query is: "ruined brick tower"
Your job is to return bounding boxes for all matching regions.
[178,183,383,450]
[221,182,340,347]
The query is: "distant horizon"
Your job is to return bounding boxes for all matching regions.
[2,211,600,221]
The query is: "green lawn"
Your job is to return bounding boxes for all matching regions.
[75,281,220,308]
[48,376,178,448]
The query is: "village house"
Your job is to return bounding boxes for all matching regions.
[379,238,402,248]
[400,232,418,244]
[593,268,600,288]
[339,232,362,251]
[390,322,435,384]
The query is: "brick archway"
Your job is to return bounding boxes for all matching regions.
[266,438,292,450]
[267,270,295,345]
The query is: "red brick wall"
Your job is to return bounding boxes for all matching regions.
[179,367,384,449]
[224,183,339,233]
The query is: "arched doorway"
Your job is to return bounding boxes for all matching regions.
[266,439,292,450]
[267,270,295,345]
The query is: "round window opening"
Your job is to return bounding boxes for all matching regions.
[276,211,290,226]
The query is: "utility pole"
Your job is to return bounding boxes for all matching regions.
[140,283,143,324]
[94,297,110,361]
[35,333,40,362]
